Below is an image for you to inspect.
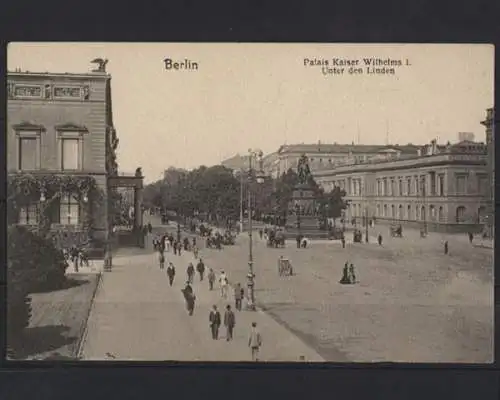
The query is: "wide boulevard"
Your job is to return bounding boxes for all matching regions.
[81,215,493,362]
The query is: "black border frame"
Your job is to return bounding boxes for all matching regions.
[1,1,499,399]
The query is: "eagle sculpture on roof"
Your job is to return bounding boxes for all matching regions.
[91,58,108,72]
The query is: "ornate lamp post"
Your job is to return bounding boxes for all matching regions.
[246,149,264,311]
[295,202,302,237]
[239,171,244,234]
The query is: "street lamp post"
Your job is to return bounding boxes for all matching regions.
[295,202,302,237]
[246,149,264,311]
[239,171,244,234]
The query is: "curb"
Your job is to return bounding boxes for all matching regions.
[75,271,103,359]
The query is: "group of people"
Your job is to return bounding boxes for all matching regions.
[153,223,263,360]
[340,262,356,284]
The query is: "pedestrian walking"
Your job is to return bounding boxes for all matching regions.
[193,245,199,259]
[187,262,195,284]
[248,322,262,361]
[167,262,175,286]
[192,236,197,248]
[182,282,195,316]
[444,240,449,255]
[341,236,346,248]
[468,232,473,244]
[208,268,216,290]
[224,305,236,341]
[377,233,383,246]
[340,261,350,284]
[178,241,182,256]
[349,263,356,283]
[219,270,229,298]
[196,258,205,281]
[234,283,242,311]
[158,251,165,269]
[209,305,221,340]
[173,241,178,255]
[259,229,263,240]
[147,222,153,234]
[296,234,301,249]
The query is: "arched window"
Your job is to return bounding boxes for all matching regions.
[383,204,388,217]
[416,205,420,220]
[407,204,412,220]
[376,204,381,217]
[456,206,466,223]
[421,206,426,221]
[429,205,435,221]
[391,204,395,218]
[438,206,444,222]
[398,205,404,220]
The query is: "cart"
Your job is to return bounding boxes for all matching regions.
[278,257,293,276]
[390,224,403,237]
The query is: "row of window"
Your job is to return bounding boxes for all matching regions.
[17,130,83,171]
[324,172,488,197]
[348,203,486,223]
[18,194,81,225]
[375,173,445,197]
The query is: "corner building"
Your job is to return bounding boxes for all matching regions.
[314,140,489,233]
[7,69,118,254]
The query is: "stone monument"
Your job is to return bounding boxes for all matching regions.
[284,154,329,239]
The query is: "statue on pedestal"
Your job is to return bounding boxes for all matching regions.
[297,154,312,185]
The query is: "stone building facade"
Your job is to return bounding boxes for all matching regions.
[314,140,489,233]
[275,142,420,178]
[481,107,495,238]
[7,68,118,253]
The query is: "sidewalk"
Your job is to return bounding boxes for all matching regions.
[80,246,324,362]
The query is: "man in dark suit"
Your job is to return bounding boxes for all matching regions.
[224,305,236,341]
[209,305,221,340]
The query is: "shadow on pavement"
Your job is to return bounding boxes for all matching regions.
[31,277,90,294]
[258,303,349,362]
[8,325,77,360]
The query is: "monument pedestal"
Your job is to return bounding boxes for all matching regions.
[284,183,329,240]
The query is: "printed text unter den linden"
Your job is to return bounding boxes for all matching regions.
[304,57,411,75]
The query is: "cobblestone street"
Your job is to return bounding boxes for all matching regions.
[169,220,494,363]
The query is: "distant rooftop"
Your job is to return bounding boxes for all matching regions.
[278,143,420,155]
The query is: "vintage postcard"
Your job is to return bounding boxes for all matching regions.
[6,43,494,363]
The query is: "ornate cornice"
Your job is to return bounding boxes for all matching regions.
[12,121,46,131]
[55,123,89,132]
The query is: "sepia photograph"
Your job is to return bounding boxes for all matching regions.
[5,43,494,363]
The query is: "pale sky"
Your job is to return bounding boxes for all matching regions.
[8,43,494,183]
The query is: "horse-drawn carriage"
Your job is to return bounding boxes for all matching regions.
[199,224,213,237]
[353,229,363,243]
[278,257,293,276]
[221,230,236,245]
[390,224,403,238]
[267,229,285,248]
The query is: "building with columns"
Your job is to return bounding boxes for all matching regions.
[481,107,495,238]
[275,142,420,178]
[314,139,489,233]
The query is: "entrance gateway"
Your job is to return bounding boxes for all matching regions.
[108,168,145,248]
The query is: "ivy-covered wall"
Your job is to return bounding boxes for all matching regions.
[7,173,107,246]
